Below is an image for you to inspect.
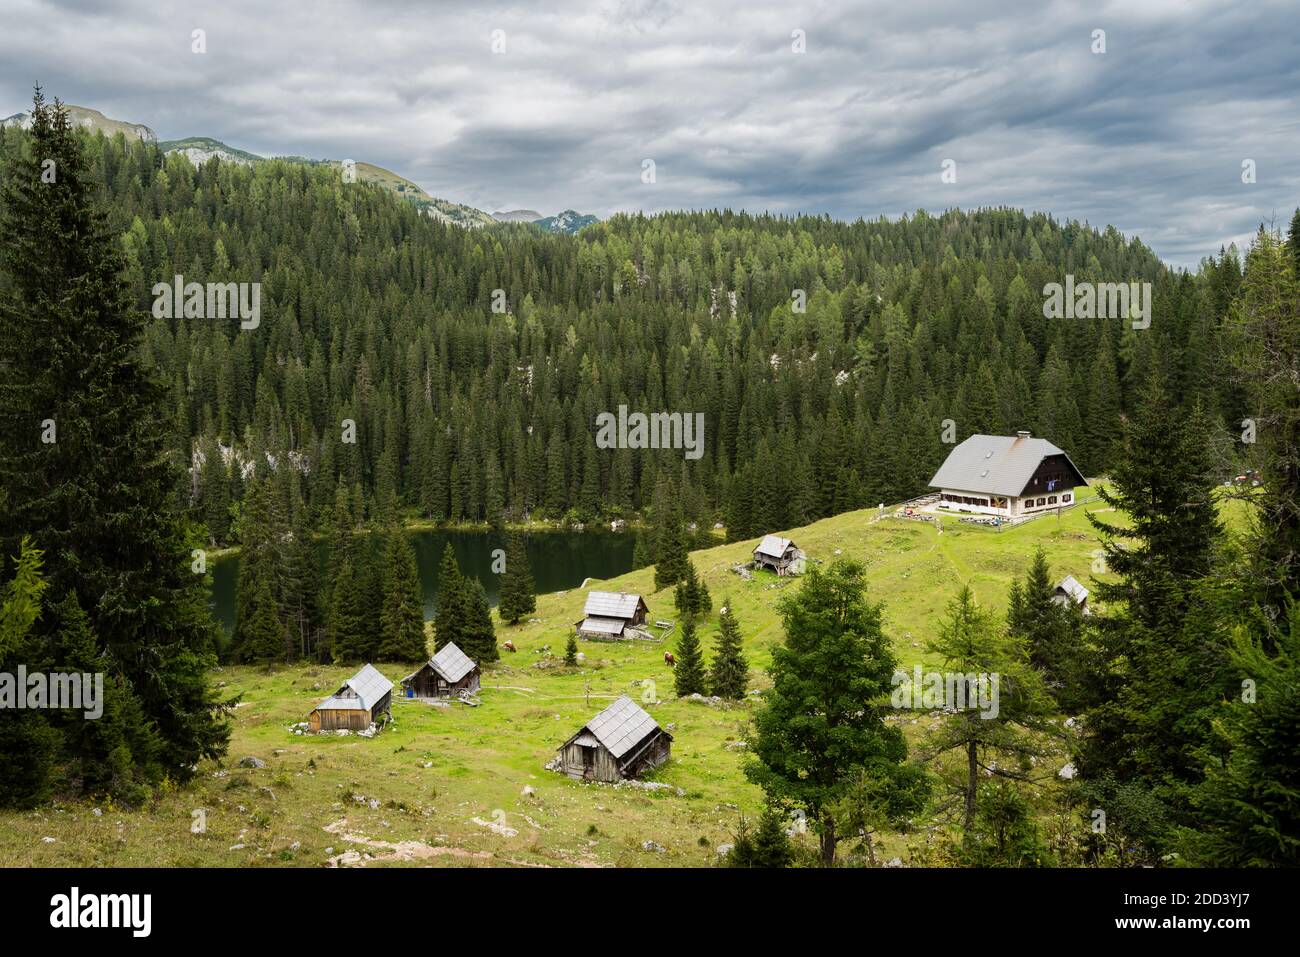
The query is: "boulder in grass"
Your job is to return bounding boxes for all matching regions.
[239,756,266,769]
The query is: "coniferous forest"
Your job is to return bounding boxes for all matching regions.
[0,77,1296,897]
[0,113,1252,550]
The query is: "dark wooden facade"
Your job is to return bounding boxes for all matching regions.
[558,729,671,783]
[402,661,480,699]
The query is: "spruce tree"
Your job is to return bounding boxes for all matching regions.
[749,805,795,868]
[0,93,229,792]
[283,511,323,660]
[378,525,427,662]
[461,578,499,664]
[0,536,62,807]
[1005,546,1087,711]
[231,479,287,662]
[433,542,467,652]
[673,617,707,697]
[728,806,795,868]
[1180,605,1300,866]
[329,552,374,663]
[745,560,910,865]
[1079,367,1227,827]
[564,633,579,667]
[1224,226,1300,614]
[674,559,711,618]
[709,600,748,698]
[496,531,536,624]
[652,479,690,591]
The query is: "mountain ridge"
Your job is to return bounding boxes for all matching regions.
[4,102,528,231]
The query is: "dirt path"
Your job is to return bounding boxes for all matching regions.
[323,818,492,867]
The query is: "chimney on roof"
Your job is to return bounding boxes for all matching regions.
[1015,430,1031,440]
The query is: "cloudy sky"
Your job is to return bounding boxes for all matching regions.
[2,0,1297,266]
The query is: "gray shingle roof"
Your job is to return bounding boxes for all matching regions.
[317,663,392,712]
[429,642,476,683]
[928,433,1086,497]
[578,616,627,635]
[583,591,644,620]
[579,695,662,759]
[1055,575,1089,603]
[754,534,796,559]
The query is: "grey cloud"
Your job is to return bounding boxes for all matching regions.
[1,0,1297,265]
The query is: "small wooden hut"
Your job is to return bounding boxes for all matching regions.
[752,535,804,576]
[1052,575,1091,615]
[308,663,393,732]
[557,695,672,782]
[401,642,481,699]
[574,591,650,640]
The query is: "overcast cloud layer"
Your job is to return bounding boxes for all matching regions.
[2,0,1298,266]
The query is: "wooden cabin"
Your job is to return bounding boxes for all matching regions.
[752,535,804,576]
[401,641,481,699]
[1053,575,1091,615]
[575,591,650,640]
[929,431,1087,519]
[557,695,672,782]
[308,663,393,732]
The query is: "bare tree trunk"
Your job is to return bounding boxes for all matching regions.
[965,740,978,832]
[819,817,837,866]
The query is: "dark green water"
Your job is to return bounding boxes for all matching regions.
[207,528,637,634]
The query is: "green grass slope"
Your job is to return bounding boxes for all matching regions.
[0,492,1125,867]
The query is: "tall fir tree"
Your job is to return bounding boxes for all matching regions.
[433,542,467,652]
[0,93,229,797]
[461,578,499,664]
[745,560,909,865]
[1005,546,1089,713]
[496,531,536,624]
[1078,366,1228,856]
[709,600,748,698]
[673,616,707,697]
[377,524,427,662]
[328,553,373,663]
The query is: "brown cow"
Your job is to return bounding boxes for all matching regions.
[664,651,675,667]
[503,640,517,653]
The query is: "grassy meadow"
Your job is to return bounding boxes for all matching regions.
[1,489,1167,867]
